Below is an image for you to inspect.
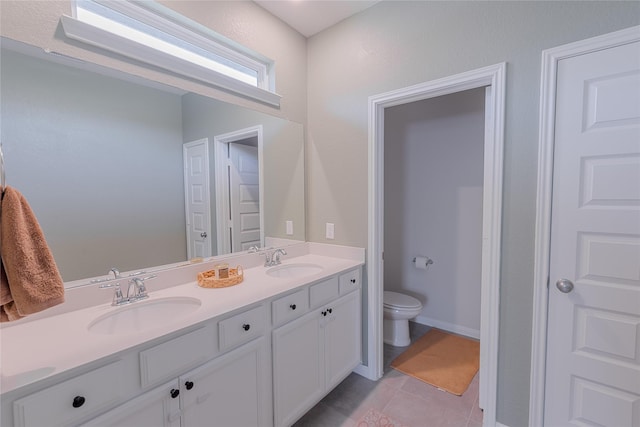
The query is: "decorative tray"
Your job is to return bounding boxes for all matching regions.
[197,266,244,288]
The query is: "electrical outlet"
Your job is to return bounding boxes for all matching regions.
[286,220,293,235]
[326,223,335,240]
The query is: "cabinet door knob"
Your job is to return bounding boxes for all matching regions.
[185,381,194,390]
[290,304,296,310]
[350,278,356,284]
[321,311,327,317]
[327,308,333,314]
[72,396,85,408]
[242,323,251,331]
[170,389,180,399]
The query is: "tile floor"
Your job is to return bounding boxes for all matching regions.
[293,322,483,427]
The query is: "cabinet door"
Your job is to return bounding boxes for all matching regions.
[80,380,181,427]
[324,290,361,390]
[180,337,270,427]
[272,309,324,427]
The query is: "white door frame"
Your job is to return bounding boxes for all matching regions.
[366,63,506,426]
[529,25,640,427]
[214,125,264,255]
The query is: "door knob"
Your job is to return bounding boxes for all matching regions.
[555,279,574,293]
[200,232,207,238]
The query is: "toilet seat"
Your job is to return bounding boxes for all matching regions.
[383,291,421,309]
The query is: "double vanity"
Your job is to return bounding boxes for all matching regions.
[0,243,364,427]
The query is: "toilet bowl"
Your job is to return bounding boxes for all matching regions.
[383,291,423,347]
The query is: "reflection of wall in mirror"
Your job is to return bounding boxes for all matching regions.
[1,48,187,282]
[181,93,306,253]
[1,47,305,283]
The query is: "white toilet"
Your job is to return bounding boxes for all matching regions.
[383,291,423,347]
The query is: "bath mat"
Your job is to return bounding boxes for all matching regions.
[356,409,408,427]
[390,329,479,396]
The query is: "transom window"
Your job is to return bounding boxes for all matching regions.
[61,0,279,106]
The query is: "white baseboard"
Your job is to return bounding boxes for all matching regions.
[353,363,377,380]
[496,422,510,427]
[414,315,481,340]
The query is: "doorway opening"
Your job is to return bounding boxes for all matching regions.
[366,63,506,426]
[214,125,264,254]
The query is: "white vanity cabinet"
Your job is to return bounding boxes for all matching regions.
[181,337,271,427]
[11,360,132,427]
[272,268,362,427]
[80,380,181,427]
[1,255,364,427]
[79,305,271,427]
[83,336,271,427]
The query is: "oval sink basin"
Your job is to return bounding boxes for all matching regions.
[266,263,323,279]
[88,297,201,335]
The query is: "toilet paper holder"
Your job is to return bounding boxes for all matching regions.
[412,256,434,268]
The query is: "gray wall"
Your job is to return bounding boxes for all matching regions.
[305,2,640,425]
[1,49,186,281]
[384,88,485,336]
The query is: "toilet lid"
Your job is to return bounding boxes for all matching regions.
[383,291,421,309]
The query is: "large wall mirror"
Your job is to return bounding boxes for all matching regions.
[0,39,305,285]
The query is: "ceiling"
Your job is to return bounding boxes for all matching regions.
[253,0,380,38]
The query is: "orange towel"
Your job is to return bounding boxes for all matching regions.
[0,186,64,322]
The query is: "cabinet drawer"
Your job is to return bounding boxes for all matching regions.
[219,305,266,352]
[272,288,309,327]
[309,277,339,308]
[140,324,215,388]
[339,268,361,295]
[13,360,123,427]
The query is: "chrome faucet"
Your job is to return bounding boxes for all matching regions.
[264,248,287,267]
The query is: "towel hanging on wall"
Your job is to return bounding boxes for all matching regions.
[0,186,65,322]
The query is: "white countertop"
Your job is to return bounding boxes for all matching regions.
[0,250,364,395]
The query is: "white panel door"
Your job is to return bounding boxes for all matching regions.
[229,142,260,252]
[183,139,211,259]
[544,40,640,426]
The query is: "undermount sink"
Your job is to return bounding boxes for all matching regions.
[266,263,324,279]
[88,297,201,335]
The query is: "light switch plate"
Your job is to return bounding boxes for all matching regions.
[326,223,335,240]
[286,220,293,235]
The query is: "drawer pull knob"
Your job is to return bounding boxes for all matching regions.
[290,304,297,310]
[351,278,356,284]
[242,324,251,331]
[72,396,85,408]
[185,381,194,390]
[170,389,180,399]
[327,308,333,314]
[322,311,327,317]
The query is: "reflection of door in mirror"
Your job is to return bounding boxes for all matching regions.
[229,142,260,252]
[183,139,212,260]
[215,126,264,255]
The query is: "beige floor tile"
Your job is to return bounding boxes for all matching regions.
[382,389,445,426]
